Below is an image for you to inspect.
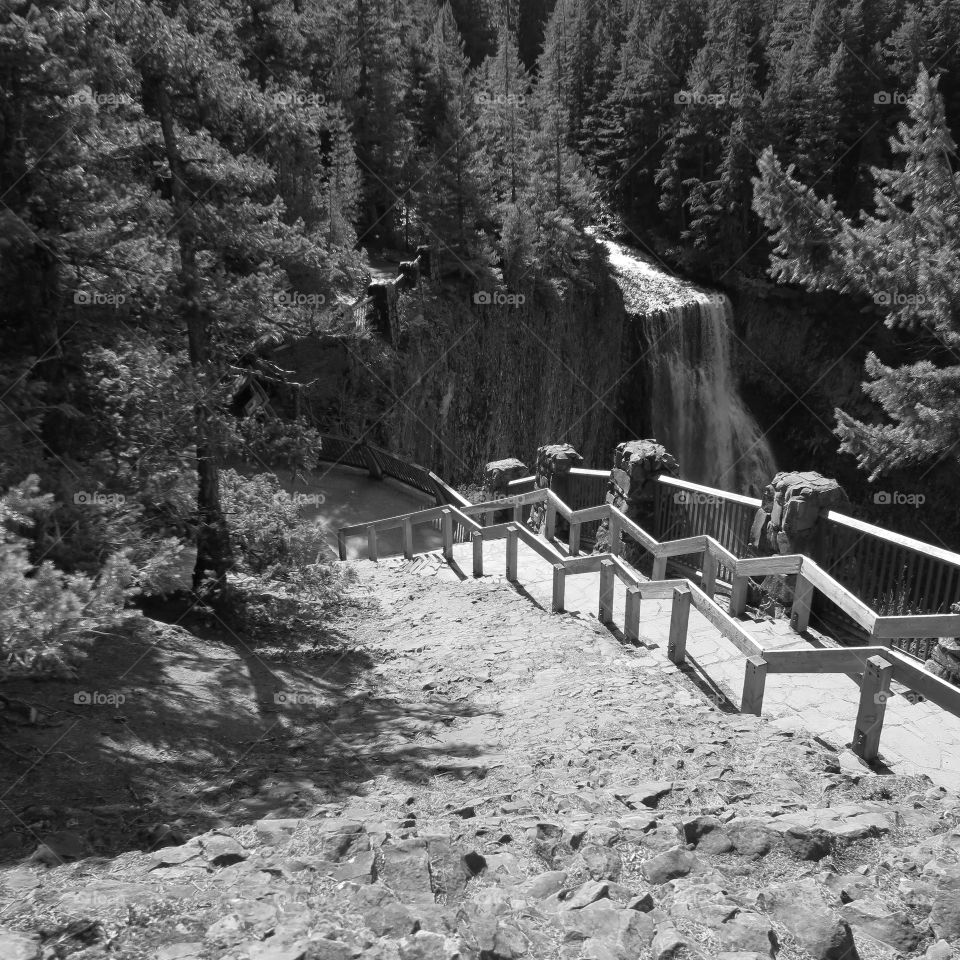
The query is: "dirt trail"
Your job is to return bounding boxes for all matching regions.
[1,557,959,959]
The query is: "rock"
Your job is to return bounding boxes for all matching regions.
[717,914,777,958]
[0,928,40,960]
[398,930,462,960]
[726,821,773,859]
[302,940,353,960]
[364,900,418,939]
[823,872,876,903]
[841,898,920,952]
[563,880,610,910]
[560,901,656,955]
[30,830,86,866]
[578,844,623,881]
[627,893,655,912]
[683,816,734,854]
[665,880,738,927]
[247,938,310,960]
[765,805,891,843]
[157,945,205,960]
[579,938,620,960]
[201,834,247,867]
[255,819,304,841]
[485,459,528,495]
[783,827,834,861]
[613,781,674,809]
[522,871,568,899]
[652,925,690,960]
[930,891,960,941]
[925,940,955,960]
[761,881,859,960]
[641,849,703,885]
[461,917,527,959]
[379,839,434,902]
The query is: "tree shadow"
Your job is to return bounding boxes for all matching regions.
[0,604,489,865]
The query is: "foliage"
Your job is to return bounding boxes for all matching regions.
[753,69,960,478]
[0,478,131,679]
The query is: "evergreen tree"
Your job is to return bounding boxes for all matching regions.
[753,69,960,477]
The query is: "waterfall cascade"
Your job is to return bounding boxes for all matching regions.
[599,236,776,494]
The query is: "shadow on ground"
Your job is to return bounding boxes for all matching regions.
[0,601,487,866]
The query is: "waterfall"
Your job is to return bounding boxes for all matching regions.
[598,235,776,494]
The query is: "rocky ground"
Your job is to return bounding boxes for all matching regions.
[2,556,960,960]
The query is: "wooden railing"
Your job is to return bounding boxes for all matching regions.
[644,474,960,663]
[338,486,960,764]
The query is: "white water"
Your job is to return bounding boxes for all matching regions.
[599,236,776,494]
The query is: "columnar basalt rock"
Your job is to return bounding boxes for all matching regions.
[485,458,528,524]
[751,470,850,605]
[598,440,679,562]
[529,444,583,538]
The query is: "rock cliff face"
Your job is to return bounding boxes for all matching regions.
[289,243,628,485]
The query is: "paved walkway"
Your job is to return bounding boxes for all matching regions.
[379,533,960,791]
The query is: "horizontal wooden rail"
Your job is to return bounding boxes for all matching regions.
[338,464,960,763]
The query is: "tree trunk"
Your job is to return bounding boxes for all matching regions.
[152,80,233,598]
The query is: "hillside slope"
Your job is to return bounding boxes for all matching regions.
[1,558,959,959]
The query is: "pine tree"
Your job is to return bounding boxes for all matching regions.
[753,68,960,477]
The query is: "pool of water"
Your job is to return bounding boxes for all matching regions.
[282,463,442,560]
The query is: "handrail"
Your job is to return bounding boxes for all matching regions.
[657,473,762,508]
[823,508,960,569]
[337,468,960,767]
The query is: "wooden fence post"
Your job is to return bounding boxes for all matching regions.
[741,655,768,716]
[702,553,719,600]
[609,513,622,558]
[599,559,615,624]
[569,521,581,557]
[506,524,518,582]
[652,555,668,581]
[441,509,453,562]
[852,655,893,762]
[403,518,414,559]
[667,586,691,664]
[472,531,483,577]
[545,502,557,541]
[512,502,523,524]
[366,525,378,562]
[552,563,566,613]
[337,529,347,561]
[624,585,641,643]
[361,444,383,480]
[730,575,749,617]
[485,509,495,528]
[791,575,814,633]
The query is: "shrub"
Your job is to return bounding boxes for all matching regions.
[0,477,132,679]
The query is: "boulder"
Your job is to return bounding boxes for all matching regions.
[0,928,40,960]
[751,470,849,605]
[599,440,679,561]
[641,848,704,885]
[841,898,920,952]
[529,443,583,538]
[761,880,859,960]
